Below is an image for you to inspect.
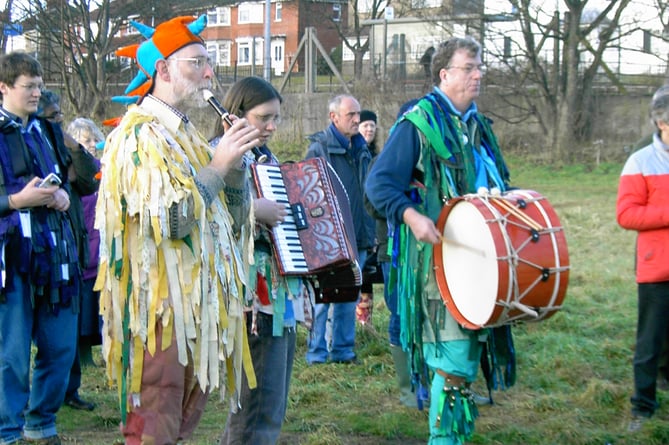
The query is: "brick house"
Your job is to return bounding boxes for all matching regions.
[194,1,348,76]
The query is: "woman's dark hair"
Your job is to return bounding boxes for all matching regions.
[223,76,282,118]
[212,76,283,137]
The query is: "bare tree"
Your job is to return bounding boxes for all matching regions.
[1,0,16,53]
[331,0,391,78]
[653,0,669,77]
[483,0,637,161]
[13,0,207,121]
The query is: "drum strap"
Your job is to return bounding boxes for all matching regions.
[401,95,510,203]
[404,102,457,200]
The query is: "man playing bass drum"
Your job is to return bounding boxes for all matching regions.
[366,37,513,445]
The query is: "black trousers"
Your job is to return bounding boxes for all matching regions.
[631,281,669,417]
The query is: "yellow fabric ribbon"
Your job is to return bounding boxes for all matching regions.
[94,103,255,414]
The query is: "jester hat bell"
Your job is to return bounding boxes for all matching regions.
[114,15,208,104]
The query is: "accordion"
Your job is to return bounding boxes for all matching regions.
[251,157,362,301]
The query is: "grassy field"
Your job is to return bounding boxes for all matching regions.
[56,158,666,444]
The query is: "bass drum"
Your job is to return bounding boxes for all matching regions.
[433,189,569,330]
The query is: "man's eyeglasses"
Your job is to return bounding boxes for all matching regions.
[250,113,282,125]
[447,64,487,75]
[171,56,214,71]
[15,82,45,92]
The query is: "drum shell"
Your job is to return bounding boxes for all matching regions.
[433,190,569,330]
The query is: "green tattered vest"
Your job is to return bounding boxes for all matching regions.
[392,92,510,350]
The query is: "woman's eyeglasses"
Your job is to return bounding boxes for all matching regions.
[250,113,282,125]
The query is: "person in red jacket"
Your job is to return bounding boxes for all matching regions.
[616,85,669,433]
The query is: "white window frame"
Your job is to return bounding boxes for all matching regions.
[236,37,264,65]
[126,15,140,35]
[275,2,282,22]
[238,41,251,65]
[207,7,231,26]
[332,3,341,22]
[238,2,264,24]
[207,41,232,67]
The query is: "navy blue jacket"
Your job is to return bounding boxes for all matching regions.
[364,119,421,228]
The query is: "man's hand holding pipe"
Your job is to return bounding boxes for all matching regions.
[210,117,261,177]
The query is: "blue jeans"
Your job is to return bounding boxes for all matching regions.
[0,267,77,444]
[631,281,669,418]
[65,330,82,400]
[381,261,400,346]
[221,312,296,445]
[306,251,366,364]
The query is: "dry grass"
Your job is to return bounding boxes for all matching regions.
[53,158,667,444]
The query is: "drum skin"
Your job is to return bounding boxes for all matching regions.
[433,190,570,330]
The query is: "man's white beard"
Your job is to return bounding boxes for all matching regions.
[175,88,207,110]
[171,72,209,110]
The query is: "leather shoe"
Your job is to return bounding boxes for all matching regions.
[64,394,95,411]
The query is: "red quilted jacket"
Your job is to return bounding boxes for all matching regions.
[616,136,669,283]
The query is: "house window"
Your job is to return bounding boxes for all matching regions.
[207,44,217,67]
[643,30,651,53]
[332,3,341,22]
[275,2,282,21]
[208,7,231,26]
[126,15,140,35]
[237,38,264,65]
[238,42,251,64]
[238,2,264,24]
[504,36,512,59]
[207,41,231,66]
[219,42,231,66]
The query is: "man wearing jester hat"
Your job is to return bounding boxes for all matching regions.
[95,15,261,444]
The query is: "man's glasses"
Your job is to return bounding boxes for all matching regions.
[15,82,45,92]
[447,64,487,75]
[171,56,214,71]
[250,113,282,125]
